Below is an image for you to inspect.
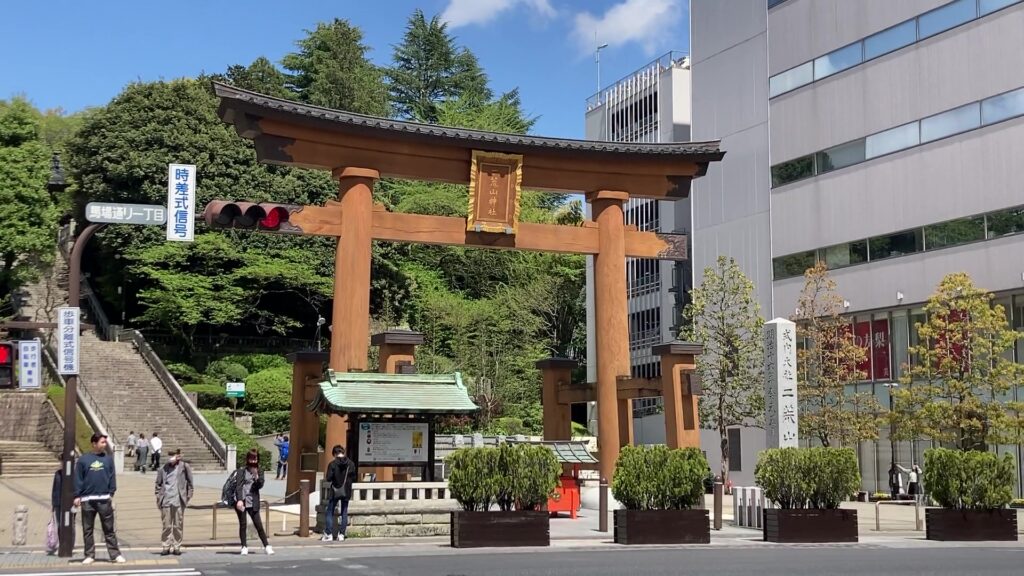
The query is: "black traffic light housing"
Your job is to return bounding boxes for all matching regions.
[0,342,13,388]
[203,201,300,232]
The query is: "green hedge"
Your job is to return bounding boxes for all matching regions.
[245,367,292,412]
[754,447,860,510]
[46,385,93,453]
[183,384,231,409]
[612,445,707,510]
[221,354,288,374]
[446,444,560,512]
[924,448,1016,510]
[252,411,291,436]
[205,360,249,383]
[201,409,271,471]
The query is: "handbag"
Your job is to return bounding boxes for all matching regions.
[45,513,58,553]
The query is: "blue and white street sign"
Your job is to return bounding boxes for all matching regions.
[166,163,196,242]
[17,339,41,389]
[57,307,79,376]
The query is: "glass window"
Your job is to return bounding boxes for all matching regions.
[816,140,866,173]
[814,42,863,80]
[891,311,910,379]
[920,103,980,143]
[1013,295,1024,364]
[982,87,1024,124]
[771,155,815,187]
[772,250,816,280]
[869,229,923,260]
[769,62,813,98]
[987,206,1024,237]
[980,0,1020,16]
[864,20,917,60]
[918,0,978,40]
[822,240,868,269]
[865,122,920,158]
[923,216,985,250]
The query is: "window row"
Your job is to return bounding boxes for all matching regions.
[773,204,1024,280]
[769,0,1023,98]
[771,85,1024,187]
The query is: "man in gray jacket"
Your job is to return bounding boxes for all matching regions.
[154,449,194,555]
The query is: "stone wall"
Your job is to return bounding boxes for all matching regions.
[0,391,62,450]
[319,500,458,537]
[37,398,65,456]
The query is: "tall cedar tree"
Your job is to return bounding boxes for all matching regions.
[892,273,1024,451]
[224,57,293,100]
[793,262,882,447]
[388,10,490,122]
[683,256,764,485]
[282,19,390,116]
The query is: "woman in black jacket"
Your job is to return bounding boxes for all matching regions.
[234,449,272,555]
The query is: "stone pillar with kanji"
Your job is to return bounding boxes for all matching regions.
[764,318,799,449]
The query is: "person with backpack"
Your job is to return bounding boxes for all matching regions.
[232,449,272,555]
[322,445,358,542]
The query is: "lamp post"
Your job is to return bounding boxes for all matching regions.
[595,42,609,95]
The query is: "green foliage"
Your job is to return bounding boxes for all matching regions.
[683,256,764,485]
[571,422,590,438]
[220,354,288,374]
[201,409,271,470]
[46,385,93,453]
[447,444,559,512]
[612,446,708,511]
[252,411,292,436]
[923,448,1017,510]
[755,447,860,510]
[166,362,202,384]
[244,366,292,412]
[182,384,230,409]
[446,447,500,512]
[204,360,249,383]
[224,57,293,99]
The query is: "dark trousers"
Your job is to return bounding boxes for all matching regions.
[324,497,350,538]
[151,452,161,470]
[235,508,268,548]
[81,500,120,560]
[276,460,287,479]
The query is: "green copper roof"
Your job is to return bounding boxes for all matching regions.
[309,370,479,415]
[507,439,599,465]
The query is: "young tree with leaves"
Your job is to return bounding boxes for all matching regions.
[891,273,1024,451]
[793,262,882,447]
[683,256,764,485]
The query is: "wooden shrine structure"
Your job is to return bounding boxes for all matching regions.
[212,82,724,483]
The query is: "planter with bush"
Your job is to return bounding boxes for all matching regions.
[611,446,710,545]
[1010,499,1024,510]
[922,448,1018,541]
[447,443,560,548]
[754,447,860,543]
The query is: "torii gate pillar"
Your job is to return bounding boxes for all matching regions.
[653,341,704,449]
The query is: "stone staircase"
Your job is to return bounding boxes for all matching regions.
[0,391,62,477]
[0,440,59,477]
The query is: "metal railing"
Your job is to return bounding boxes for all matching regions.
[585,51,689,110]
[120,329,227,467]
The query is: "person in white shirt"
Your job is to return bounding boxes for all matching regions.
[149,433,163,471]
[899,464,923,504]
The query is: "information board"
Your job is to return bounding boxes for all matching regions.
[358,421,428,463]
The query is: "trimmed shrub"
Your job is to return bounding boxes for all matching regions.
[221,354,289,374]
[245,366,292,412]
[166,362,202,384]
[201,409,271,471]
[183,384,230,409]
[447,444,560,513]
[924,448,1016,510]
[252,411,291,436]
[755,447,859,510]
[205,360,249,383]
[612,445,708,511]
[808,447,861,509]
[447,448,500,512]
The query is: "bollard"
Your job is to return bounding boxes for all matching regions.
[211,503,218,540]
[915,500,922,531]
[299,479,310,537]
[598,477,609,533]
[713,482,723,531]
[13,505,28,546]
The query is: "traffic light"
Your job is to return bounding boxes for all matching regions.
[0,342,13,388]
[202,201,300,232]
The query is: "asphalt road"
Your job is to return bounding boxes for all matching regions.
[187,546,1024,576]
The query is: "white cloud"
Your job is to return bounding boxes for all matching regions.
[572,0,685,55]
[441,0,556,29]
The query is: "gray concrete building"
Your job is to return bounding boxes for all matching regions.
[691,0,1024,493]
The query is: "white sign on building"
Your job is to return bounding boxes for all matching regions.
[17,339,41,389]
[166,163,196,242]
[358,421,428,463]
[764,318,798,449]
[57,307,80,375]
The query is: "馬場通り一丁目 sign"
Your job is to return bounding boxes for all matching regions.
[167,164,196,242]
[85,202,167,226]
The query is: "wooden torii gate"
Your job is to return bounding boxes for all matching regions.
[210,82,724,481]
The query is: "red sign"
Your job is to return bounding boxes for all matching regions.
[853,320,891,381]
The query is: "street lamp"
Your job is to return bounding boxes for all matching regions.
[883,382,900,470]
[595,42,609,95]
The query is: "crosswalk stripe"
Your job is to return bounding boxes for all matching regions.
[20,569,200,576]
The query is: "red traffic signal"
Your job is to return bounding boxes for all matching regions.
[0,342,12,389]
[202,201,299,232]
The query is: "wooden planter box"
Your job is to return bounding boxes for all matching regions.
[925,508,1018,541]
[763,509,858,543]
[450,511,549,548]
[614,509,710,545]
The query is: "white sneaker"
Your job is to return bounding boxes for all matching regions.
[81,558,95,565]
[337,534,346,542]
[320,534,333,542]
[265,545,274,555]
[240,546,248,555]
[113,556,126,564]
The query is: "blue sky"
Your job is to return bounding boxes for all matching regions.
[0,0,689,138]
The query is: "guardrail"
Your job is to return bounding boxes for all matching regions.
[198,500,270,540]
[733,486,768,529]
[121,329,227,469]
[874,500,923,531]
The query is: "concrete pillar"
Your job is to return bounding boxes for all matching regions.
[653,342,704,449]
[286,350,329,501]
[587,190,631,482]
[536,358,577,441]
[370,330,425,482]
[325,167,379,466]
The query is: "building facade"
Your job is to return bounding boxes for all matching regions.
[691,0,1024,493]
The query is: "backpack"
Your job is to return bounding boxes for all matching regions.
[220,468,243,506]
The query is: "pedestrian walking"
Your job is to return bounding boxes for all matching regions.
[126,431,136,459]
[136,434,150,473]
[74,433,125,565]
[899,463,924,504]
[155,449,194,556]
[234,449,273,555]
[274,435,290,480]
[149,433,163,471]
[322,445,357,542]
[887,462,903,500]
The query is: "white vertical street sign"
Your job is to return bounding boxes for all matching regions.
[166,163,196,242]
[17,339,41,389]
[57,307,80,376]
[764,318,799,449]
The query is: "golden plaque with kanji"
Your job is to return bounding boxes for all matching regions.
[467,150,523,235]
